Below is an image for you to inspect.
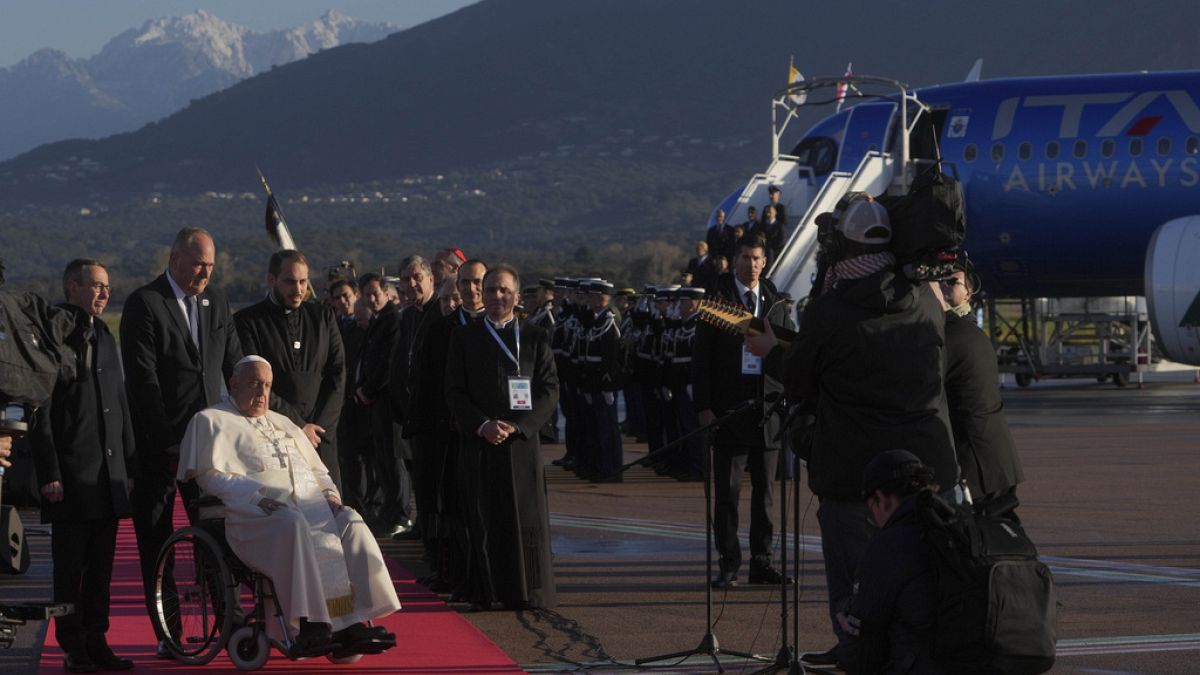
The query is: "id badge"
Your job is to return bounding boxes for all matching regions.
[741,345,762,375]
[508,376,533,411]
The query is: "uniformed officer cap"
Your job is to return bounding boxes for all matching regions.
[553,277,571,288]
[654,285,680,300]
[861,449,933,497]
[588,280,615,295]
[642,283,657,294]
[616,287,638,297]
[522,286,538,295]
[539,279,555,289]
[677,287,705,300]
[563,278,580,289]
[767,185,781,194]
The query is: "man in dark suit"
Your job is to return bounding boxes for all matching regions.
[32,259,137,673]
[445,264,559,610]
[234,249,346,488]
[354,272,410,535]
[692,234,794,588]
[119,227,242,652]
[391,256,437,544]
[940,257,1024,503]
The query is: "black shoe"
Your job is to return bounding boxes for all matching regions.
[800,646,840,667]
[155,640,173,660]
[710,569,738,589]
[63,651,98,673]
[331,623,395,659]
[748,564,794,586]
[87,645,134,671]
[291,620,336,658]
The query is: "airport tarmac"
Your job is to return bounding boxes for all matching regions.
[3,373,1196,674]
[389,372,1200,674]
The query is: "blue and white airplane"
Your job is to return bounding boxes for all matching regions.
[719,70,1200,367]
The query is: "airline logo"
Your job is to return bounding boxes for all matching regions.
[990,90,1200,193]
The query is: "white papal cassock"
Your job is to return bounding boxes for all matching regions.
[177,400,401,634]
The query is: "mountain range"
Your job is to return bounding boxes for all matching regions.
[4,0,1200,209]
[0,9,396,160]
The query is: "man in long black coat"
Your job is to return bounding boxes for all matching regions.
[119,227,242,650]
[692,234,794,588]
[234,250,345,488]
[32,259,137,672]
[445,264,559,610]
[354,273,410,535]
[940,261,1024,503]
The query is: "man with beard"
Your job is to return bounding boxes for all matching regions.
[234,250,346,489]
[120,227,243,654]
[445,264,559,610]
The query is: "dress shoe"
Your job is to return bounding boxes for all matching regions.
[387,519,416,538]
[748,564,794,586]
[155,640,174,660]
[333,621,394,654]
[291,619,337,658]
[710,569,738,589]
[63,651,98,673]
[800,645,840,667]
[87,645,134,671]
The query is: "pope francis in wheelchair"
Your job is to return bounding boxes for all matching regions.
[169,356,400,666]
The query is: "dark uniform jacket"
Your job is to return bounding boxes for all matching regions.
[778,269,958,499]
[388,297,436,424]
[943,311,1024,500]
[406,308,457,435]
[692,272,793,450]
[120,273,242,463]
[234,296,345,433]
[578,307,622,394]
[31,306,137,523]
[842,499,943,675]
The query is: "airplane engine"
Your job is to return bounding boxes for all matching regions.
[1145,216,1200,366]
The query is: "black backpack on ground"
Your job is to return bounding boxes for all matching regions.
[916,491,1058,674]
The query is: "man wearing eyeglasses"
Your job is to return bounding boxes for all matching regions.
[940,258,1024,505]
[31,259,136,672]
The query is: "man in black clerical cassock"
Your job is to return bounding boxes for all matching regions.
[234,250,345,488]
[444,263,559,610]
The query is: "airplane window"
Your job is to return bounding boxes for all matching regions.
[1073,140,1087,158]
[964,144,977,162]
[1045,141,1060,159]
[1188,137,1200,155]
[1018,143,1031,160]
[991,143,1004,162]
[1101,139,1115,157]
[1157,138,1171,156]
[1130,138,1143,156]
[790,136,837,175]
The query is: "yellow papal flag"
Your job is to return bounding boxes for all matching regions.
[788,59,807,105]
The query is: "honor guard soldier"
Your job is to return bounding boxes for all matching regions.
[615,288,645,440]
[656,287,685,474]
[567,278,602,478]
[578,279,623,483]
[638,285,677,475]
[550,278,583,469]
[663,287,705,481]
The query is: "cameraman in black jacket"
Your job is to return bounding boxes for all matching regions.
[747,197,958,667]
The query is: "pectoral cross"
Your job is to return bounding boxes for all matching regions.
[268,438,288,469]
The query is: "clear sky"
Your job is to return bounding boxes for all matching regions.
[0,0,479,67]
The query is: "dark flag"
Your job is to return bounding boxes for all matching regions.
[257,167,297,250]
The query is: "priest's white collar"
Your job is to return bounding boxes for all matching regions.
[486,315,516,330]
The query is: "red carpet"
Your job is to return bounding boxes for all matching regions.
[39,497,523,673]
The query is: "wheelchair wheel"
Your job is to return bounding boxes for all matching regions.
[153,526,236,665]
[228,625,270,671]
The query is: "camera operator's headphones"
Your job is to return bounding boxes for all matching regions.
[952,250,983,298]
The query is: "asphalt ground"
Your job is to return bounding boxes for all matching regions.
[388,372,1200,674]
[4,371,1198,674]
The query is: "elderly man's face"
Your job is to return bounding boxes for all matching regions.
[432,254,461,286]
[439,280,462,316]
[168,233,216,297]
[399,264,433,304]
[230,362,272,417]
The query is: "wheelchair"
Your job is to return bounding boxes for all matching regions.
[151,495,366,670]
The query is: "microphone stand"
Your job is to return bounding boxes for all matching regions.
[752,395,808,675]
[632,402,771,673]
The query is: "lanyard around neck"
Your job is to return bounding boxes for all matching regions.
[485,318,520,375]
